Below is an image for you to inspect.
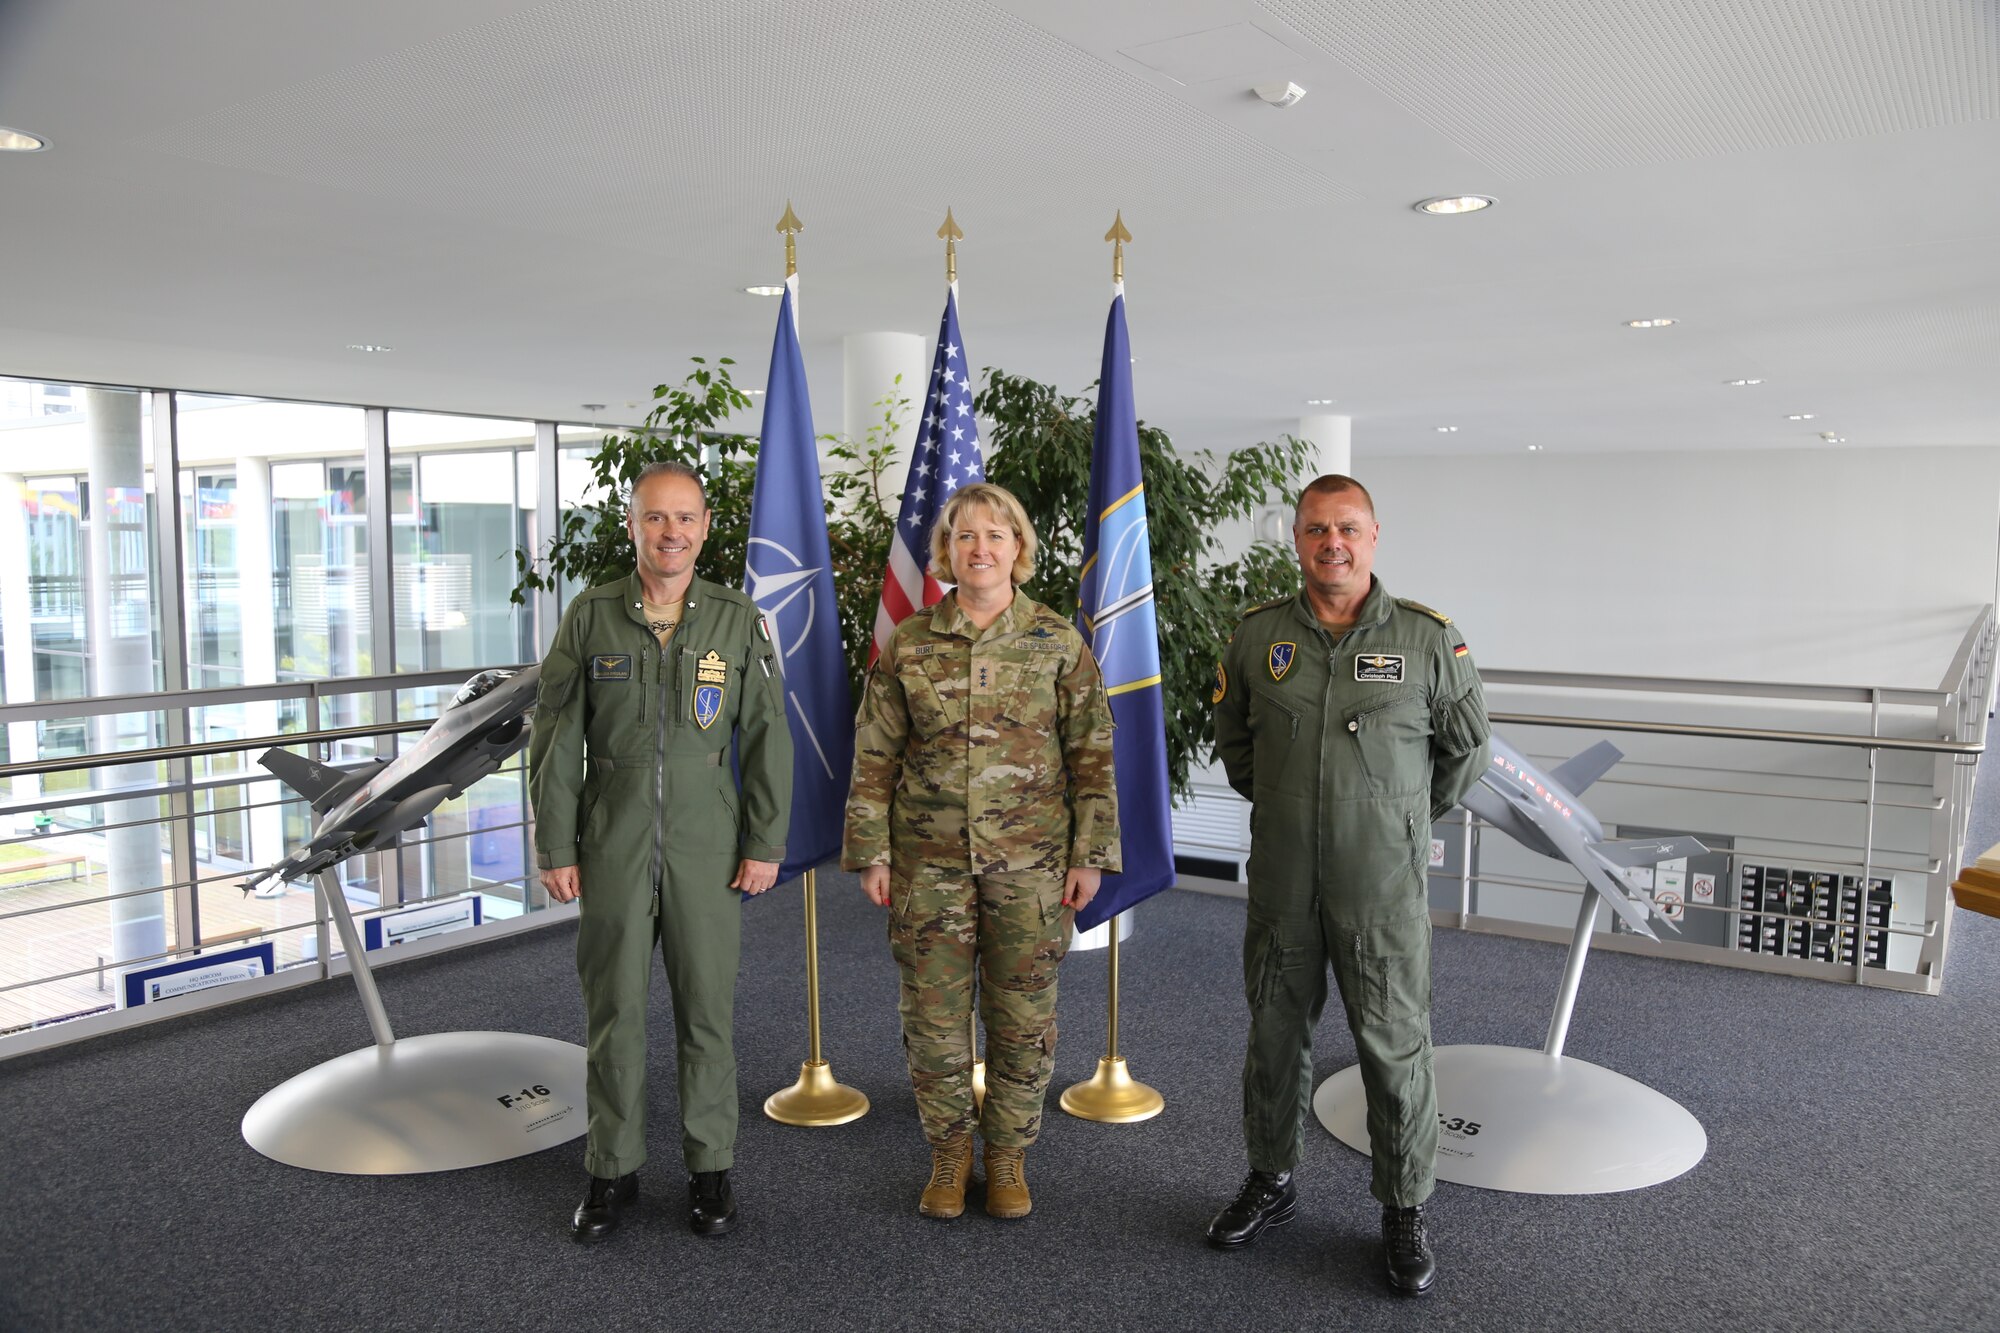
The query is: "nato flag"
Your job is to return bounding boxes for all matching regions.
[1074,284,1175,931]
[746,277,852,884]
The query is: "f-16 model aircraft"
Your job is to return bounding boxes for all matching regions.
[241,666,540,896]
[1459,734,1706,942]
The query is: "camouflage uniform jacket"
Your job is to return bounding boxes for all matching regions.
[842,591,1121,876]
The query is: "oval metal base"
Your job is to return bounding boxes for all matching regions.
[242,1031,588,1175]
[764,1059,870,1126]
[1060,1056,1165,1123]
[1312,1043,1706,1195]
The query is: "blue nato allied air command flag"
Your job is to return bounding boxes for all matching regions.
[746,274,852,884]
[1074,280,1175,932]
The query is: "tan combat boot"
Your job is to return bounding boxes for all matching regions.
[984,1144,1031,1219]
[919,1137,974,1220]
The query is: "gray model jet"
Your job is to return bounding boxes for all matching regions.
[1459,734,1705,942]
[241,665,540,896]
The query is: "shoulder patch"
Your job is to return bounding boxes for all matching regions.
[1397,597,1453,627]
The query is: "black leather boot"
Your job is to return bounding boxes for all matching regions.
[570,1172,637,1241]
[1205,1169,1296,1249]
[688,1169,738,1236]
[1382,1204,1437,1295]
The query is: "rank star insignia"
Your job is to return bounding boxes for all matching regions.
[693,683,724,730]
[696,651,728,685]
[1268,642,1296,682]
[1355,653,1405,683]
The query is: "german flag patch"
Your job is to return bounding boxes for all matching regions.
[1453,643,1470,658]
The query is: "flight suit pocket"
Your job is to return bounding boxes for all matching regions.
[1357,912,1431,1025]
[1245,925,1310,1011]
[1347,692,1428,797]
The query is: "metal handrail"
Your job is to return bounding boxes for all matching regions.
[1488,710,1982,755]
[0,665,519,728]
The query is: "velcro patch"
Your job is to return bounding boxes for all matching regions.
[590,654,632,681]
[696,650,728,684]
[1355,653,1405,683]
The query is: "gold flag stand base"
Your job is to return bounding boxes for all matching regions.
[1061,1054,1163,1123]
[764,1059,869,1127]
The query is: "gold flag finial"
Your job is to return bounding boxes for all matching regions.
[937,208,964,284]
[1104,210,1132,284]
[776,201,804,278]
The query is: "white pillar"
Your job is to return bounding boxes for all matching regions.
[234,455,286,872]
[84,388,166,965]
[1298,413,1352,477]
[840,331,926,497]
[0,474,40,826]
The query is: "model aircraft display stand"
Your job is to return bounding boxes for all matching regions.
[242,870,588,1175]
[1313,888,1707,1195]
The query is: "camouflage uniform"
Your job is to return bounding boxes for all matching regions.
[843,591,1120,1147]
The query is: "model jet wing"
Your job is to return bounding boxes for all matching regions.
[1593,836,1709,869]
[259,749,381,813]
[1549,740,1622,796]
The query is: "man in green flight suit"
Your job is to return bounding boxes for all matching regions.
[1204,474,1490,1296]
[529,460,792,1243]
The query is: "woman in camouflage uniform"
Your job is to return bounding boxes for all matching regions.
[843,482,1120,1221]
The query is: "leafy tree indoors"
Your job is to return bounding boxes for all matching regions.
[974,368,1313,800]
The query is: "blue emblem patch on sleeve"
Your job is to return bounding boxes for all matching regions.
[693,683,724,730]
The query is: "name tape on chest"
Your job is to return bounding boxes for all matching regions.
[1355,653,1405,683]
[590,654,632,681]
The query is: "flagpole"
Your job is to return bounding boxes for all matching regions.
[760,201,867,1128]
[1061,210,1163,1125]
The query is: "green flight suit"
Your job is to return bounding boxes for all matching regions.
[529,572,791,1177]
[1212,577,1489,1207]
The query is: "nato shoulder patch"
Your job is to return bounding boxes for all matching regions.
[1397,598,1453,626]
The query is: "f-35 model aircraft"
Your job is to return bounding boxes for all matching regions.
[1459,734,1706,942]
[241,666,540,897]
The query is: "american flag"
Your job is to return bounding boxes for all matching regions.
[869,284,986,663]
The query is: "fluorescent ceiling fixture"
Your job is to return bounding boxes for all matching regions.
[1304,398,1336,406]
[1435,426,1458,433]
[1787,413,1816,420]
[1624,318,1676,328]
[0,127,48,151]
[1414,195,1493,215]
[580,403,606,412]
[743,285,785,297]
[345,343,393,352]
[1724,378,1764,386]
[745,388,766,396]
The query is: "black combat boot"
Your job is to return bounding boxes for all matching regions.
[1382,1204,1437,1295]
[570,1172,637,1241]
[688,1169,738,1236]
[1205,1169,1296,1249]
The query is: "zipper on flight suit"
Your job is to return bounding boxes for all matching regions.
[649,635,671,916]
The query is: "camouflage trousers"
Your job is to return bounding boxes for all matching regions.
[887,863,1073,1148]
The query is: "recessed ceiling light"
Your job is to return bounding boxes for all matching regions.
[1624,318,1676,329]
[1435,426,1458,433]
[1724,378,1764,386]
[580,403,606,412]
[345,343,393,352]
[1527,444,1544,452]
[1786,413,1816,421]
[1304,398,1337,406]
[0,127,48,152]
[746,388,766,396]
[1414,195,1493,215]
[744,285,785,297]
[1818,431,1848,443]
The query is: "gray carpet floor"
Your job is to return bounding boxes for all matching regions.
[5,827,1999,1330]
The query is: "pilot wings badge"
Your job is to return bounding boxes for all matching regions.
[693,683,724,730]
[1268,642,1296,682]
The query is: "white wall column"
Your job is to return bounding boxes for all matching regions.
[1299,413,1352,477]
[234,454,285,872]
[83,388,166,965]
[841,331,926,498]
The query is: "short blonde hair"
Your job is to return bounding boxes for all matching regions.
[930,482,1038,587]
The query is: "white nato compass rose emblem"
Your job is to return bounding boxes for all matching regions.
[745,536,822,664]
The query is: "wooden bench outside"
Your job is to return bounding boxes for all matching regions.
[0,851,87,886]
